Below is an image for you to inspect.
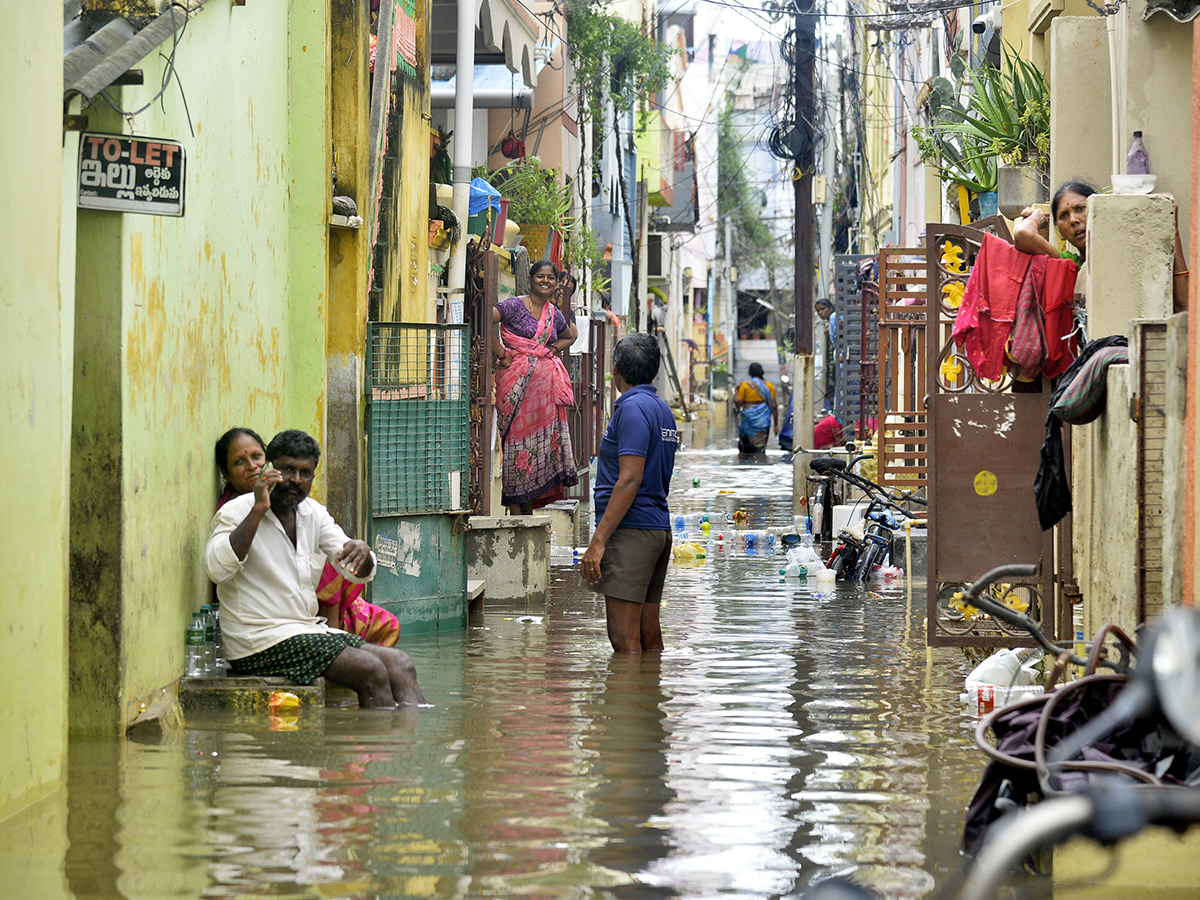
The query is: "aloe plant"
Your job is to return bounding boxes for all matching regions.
[913,44,1049,195]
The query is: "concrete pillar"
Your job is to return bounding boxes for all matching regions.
[1049,18,1112,197]
[1087,193,1176,338]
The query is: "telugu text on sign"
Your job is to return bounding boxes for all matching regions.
[78,133,186,217]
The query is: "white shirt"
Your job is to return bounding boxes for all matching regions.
[205,493,376,660]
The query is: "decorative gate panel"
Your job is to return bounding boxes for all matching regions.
[877,248,929,488]
[925,221,1061,648]
[464,245,496,515]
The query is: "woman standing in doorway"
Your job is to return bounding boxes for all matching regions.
[492,259,580,514]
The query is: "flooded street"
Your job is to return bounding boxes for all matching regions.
[4,447,989,900]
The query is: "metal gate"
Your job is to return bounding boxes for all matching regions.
[465,245,497,515]
[366,322,469,632]
[877,248,929,488]
[832,254,873,425]
[924,221,1061,647]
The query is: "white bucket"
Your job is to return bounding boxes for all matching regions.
[831,504,864,535]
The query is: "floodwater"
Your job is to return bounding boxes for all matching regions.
[2,447,992,900]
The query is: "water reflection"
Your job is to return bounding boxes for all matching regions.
[5,447,993,900]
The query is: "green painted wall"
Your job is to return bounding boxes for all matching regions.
[0,7,72,819]
[68,2,332,733]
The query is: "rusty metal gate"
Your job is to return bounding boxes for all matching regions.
[877,248,929,489]
[465,244,497,515]
[924,221,1062,647]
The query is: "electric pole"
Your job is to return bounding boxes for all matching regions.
[792,3,816,354]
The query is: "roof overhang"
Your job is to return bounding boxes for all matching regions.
[430,0,542,89]
[64,1,203,105]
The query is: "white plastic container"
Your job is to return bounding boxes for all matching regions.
[831,504,864,536]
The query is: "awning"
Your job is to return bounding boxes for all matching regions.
[430,0,542,88]
[64,2,203,104]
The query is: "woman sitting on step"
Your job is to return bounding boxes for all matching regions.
[213,427,400,647]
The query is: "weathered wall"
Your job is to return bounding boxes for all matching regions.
[0,5,71,819]
[1073,365,1140,637]
[1049,17,1112,196]
[1087,193,1175,338]
[69,2,332,733]
[1116,0,1193,242]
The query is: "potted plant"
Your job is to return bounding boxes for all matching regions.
[913,45,1049,218]
[482,158,573,263]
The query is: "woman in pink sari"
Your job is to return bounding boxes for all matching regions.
[492,260,580,514]
[214,427,400,647]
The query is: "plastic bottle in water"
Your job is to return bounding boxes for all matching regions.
[185,613,206,677]
[708,512,726,528]
[200,603,216,675]
[673,514,687,534]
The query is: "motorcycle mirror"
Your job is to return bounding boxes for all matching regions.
[1149,607,1200,745]
[844,441,856,453]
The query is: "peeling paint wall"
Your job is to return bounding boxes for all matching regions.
[1,5,72,819]
[67,2,333,733]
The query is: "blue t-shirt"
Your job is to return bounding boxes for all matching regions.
[594,384,679,529]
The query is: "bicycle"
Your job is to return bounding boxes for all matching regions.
[819,459,927,582]
[802,565,1200,899]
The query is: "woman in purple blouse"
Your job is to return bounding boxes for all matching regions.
[491,260,580,513]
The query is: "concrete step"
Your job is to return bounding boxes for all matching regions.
[179,675,325,715]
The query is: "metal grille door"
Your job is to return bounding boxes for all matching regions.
[368,323,470,515]
[832,254,872,424]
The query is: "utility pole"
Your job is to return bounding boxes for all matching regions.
[792,3,816,353]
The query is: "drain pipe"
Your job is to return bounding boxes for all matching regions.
[446,0,476,325]
[1106,9,1122,176]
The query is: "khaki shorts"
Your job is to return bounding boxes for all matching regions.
[592,527,672,604]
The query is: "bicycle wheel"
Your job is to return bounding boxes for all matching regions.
[935,582,978,635]
[991,583,1043,637]
[830,546,857,582]
[854,543,884,583]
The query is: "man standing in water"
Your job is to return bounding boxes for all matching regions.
[581,334,679,652]
[206,429,425,707]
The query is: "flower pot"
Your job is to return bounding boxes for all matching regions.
[976,191,999,220]
[518,224,562,266]
[998,165,1049,218]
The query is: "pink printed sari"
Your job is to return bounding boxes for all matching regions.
[495,299,579,507]
[216,485,399,647]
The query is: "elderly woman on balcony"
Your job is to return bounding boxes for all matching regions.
[1015,180,1189,314]
[491,258,580,515]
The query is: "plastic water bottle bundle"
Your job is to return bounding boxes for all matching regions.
[550,546,583,565]
[741,530,775,552]
[184,612,206,678]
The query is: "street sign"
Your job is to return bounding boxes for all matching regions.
[78,133,186,217]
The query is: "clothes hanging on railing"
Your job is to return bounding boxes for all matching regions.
[951,232,1079,382]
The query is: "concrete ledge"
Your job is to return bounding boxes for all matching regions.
[467,514,550,601]
[179,675,325,715]
[542,499,580,548]
[467,577,486,612]
[126,693,185,743]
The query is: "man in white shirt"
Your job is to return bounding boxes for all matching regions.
[206,430,425,707]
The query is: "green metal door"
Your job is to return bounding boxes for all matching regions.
[366,323,470,633]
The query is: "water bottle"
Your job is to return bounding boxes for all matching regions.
[673,514,686,534]
[200,603,216,675]
[1126,130,1150,175]
[211,599,228,676]
[185,613,205,677]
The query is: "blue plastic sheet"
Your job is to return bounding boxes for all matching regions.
[468,177,501,215]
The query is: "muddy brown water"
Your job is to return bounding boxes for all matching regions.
[4,448,997,899]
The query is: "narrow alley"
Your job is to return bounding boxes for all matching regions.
[12,448,990,900]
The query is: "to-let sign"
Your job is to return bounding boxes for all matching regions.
[78,133,186,217]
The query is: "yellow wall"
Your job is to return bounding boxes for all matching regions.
[67,1,333,734]
[0,5,71,819]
